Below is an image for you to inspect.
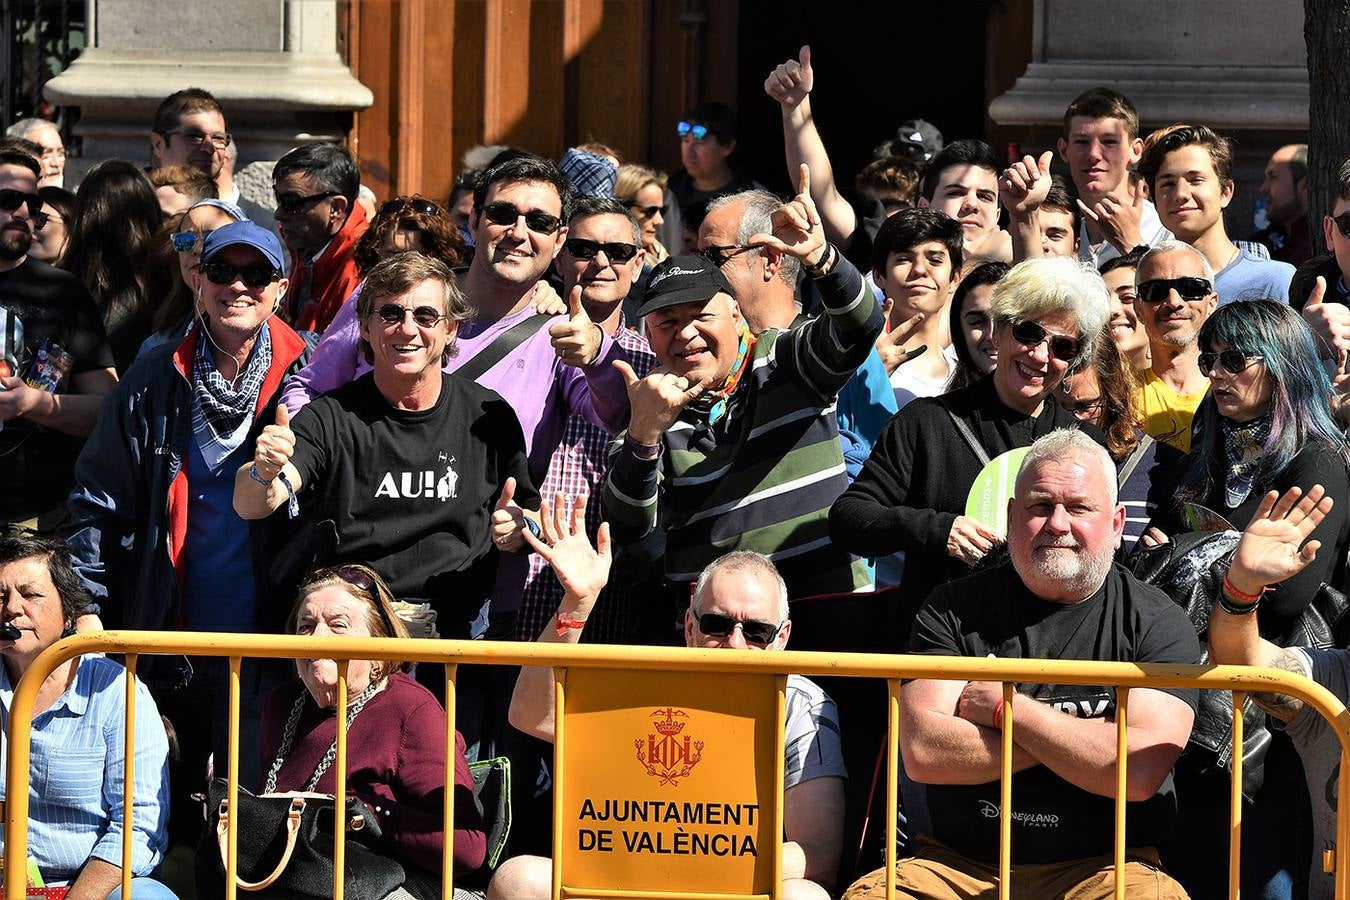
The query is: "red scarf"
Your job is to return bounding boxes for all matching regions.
[289,201,370,333]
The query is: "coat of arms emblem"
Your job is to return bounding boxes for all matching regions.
[635,707,704,786]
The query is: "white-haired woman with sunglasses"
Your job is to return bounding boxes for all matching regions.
[831,255,1109,609]
[258,563,488,899]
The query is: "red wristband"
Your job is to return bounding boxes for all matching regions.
[555,611,588,636]
[1222,574,1265,605]
[992,699,1005,729]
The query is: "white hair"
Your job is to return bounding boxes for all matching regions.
[5,117,56,141]
[692,551,789,623]
[1017,429,1118,504]
[990,256,1111,364]
[1138,240,1216,284]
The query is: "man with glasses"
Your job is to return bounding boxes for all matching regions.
[149,88,276,236]
[842,429,1196,900]
[0,148,116,533]
[1132,241,1219,452]
[271,142,369,332]
[605,165,884,600]
[516,195,656,644]
[495,536,846,900]
[5,118,65,188]
[235,251,538,642]
[63,220,313,844]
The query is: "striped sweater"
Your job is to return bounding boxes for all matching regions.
[603,250,884,597]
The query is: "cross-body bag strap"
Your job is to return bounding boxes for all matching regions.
[1117,434,1155,488]
[947,408,992,467]
[453,312,554,383]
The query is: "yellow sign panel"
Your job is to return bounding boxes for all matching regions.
[557,668,780,896]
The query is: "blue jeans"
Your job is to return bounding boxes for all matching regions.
[106,877,180,899]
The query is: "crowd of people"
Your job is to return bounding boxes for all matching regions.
[1,42,1350,899]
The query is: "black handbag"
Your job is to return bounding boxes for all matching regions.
[1130,529,1350,798]
[195,681,407,898]
[193,780,406,899]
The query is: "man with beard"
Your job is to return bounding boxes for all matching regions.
[0,149,116,531]
[1132,241,1218,452]
[842,429,1199,899]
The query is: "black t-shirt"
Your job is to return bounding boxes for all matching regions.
[907,562,1202,864]
[289,372,539,637]
[0,257,115,520]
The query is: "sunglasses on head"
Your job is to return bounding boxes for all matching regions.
[564,238,639,262]
[1333,212,1350,240]
[697,612,782,646]
[1198,349,1264,377]
[378,197,443,220]
[376,303,446,328]
[629,204,662,219]
[1010,319,1081,363]
[1136,276,1213,303]
[201,261,280,288]
[481,201,562,235]
[0,188,42,218]
[171,231,202,253]
[677,121,711,142]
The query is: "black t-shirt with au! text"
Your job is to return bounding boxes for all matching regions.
[289,372,538,637]
[907,562,1202,864]
[0,257,114,520]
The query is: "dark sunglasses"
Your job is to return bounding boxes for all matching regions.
[1137,276,1213,303]
[201,261,280,288]
[481,201,562,235]
[1010,319,1081,363]
[274,190,339,215]
[564,238,639,262]
[1333,212,1350,240]
[677,121,711,141]
[629,204,662,219]
[0,188,41,218]
[378,197,442,219]
[376,303,446,328]
[700,243,757,267]
[1198,349,1264,377]
[697,612,781,646]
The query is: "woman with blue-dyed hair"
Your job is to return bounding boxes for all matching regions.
[1143,298,1350,900]
[1166,298,1350,630]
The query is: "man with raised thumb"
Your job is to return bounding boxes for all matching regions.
[603,163,886,600]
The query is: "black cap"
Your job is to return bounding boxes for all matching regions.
[637,255,735,317]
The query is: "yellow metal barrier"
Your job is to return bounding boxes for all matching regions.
[4,631,1350,900]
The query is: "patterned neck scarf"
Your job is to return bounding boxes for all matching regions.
[191,323,273,472]
[1221,413,1272,508]
[689,322,756,427]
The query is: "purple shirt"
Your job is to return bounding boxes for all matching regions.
[279,285,633,615]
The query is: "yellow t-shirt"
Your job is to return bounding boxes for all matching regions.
[1134,368,1209,453]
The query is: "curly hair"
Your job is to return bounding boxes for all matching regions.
[352,195,467,275]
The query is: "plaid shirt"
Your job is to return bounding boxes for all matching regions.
[517,323,655,642]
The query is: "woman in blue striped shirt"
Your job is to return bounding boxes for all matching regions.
[0,535,175,899]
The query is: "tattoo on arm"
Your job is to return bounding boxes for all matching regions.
[1253,650,1307,719]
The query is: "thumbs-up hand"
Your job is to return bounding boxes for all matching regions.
[614,359,709,445]
[253,403,296,481]
[764,45,814,109]
[549,284,603,367]
[1000,150,1054,218]
[749,163,825,263]
[491,475,533,552]
[1301,276,1350,359]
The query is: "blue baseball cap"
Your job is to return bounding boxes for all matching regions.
[201,220,284,271]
